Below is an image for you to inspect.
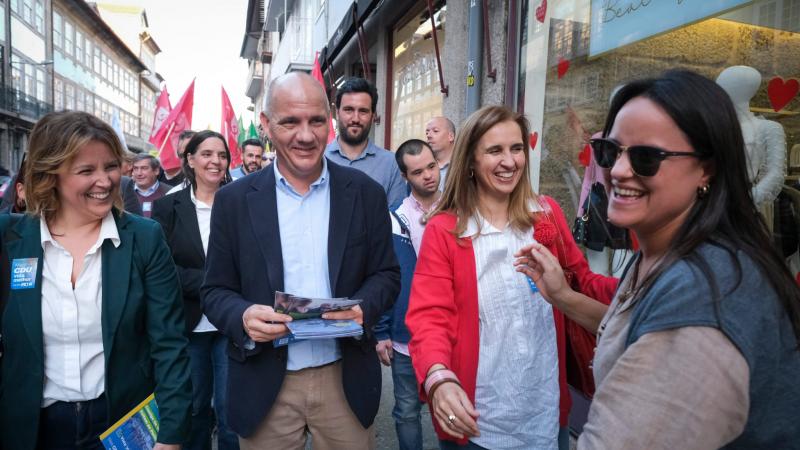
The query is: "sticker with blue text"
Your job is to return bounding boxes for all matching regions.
[11,258,38,290]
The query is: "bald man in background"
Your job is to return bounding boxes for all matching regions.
[424,116,455,191]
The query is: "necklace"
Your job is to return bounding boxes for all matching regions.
[618,255,659,304]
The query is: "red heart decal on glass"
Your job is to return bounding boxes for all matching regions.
[578,143,591,167]
[557,57,570,79]
[768,77,799,112]
[529,132,539,150]
[535,0,547,23]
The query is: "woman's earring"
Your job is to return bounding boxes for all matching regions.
[696,184,710,198]
[469,169,474,178]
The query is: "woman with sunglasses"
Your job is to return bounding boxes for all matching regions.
[516,70,800,448]
[406,106,617,450]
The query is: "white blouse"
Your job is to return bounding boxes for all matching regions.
[464,214,559,450]
[40,212,119,407]
[190,188,216,333]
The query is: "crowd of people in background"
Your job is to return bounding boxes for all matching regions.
[0,70,798,450]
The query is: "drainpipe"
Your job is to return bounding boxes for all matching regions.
[465,0,483,115]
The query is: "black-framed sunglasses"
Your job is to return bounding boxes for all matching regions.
[590,138,704,177]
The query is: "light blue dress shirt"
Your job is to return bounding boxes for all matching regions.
[325,139,406,209]
[273,158,341,371]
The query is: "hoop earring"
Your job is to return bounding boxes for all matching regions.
[697,184,710,198]
[469,169,474,178]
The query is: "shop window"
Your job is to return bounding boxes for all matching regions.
[518,0,800,224]
[390,2,447,151]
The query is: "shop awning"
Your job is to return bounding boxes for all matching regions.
[319,0,381,72]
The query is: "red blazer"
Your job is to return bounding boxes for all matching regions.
[406,196,618,443]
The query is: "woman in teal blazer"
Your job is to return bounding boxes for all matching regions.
[0,111,192,450]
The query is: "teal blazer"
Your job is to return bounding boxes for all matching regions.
[0,210,191,449]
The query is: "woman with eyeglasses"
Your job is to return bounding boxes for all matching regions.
[406,106,617,450]
[516,70,800,448]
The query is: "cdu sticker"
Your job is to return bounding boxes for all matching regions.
[11,258,38,290]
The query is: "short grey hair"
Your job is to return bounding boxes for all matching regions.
[262,72,330,119]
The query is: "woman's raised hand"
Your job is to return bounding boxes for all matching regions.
[514,242,570,306]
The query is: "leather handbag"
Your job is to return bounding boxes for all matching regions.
[573,182,629,251]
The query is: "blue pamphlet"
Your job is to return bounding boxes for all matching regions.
[99,394,159,450]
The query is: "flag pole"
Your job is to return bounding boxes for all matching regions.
[158,122,176,154]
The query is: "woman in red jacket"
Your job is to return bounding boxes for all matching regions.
[406,106,617,450]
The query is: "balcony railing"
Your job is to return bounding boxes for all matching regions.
[0,86,53,120]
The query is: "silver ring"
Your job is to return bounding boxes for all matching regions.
[447,414,456,424]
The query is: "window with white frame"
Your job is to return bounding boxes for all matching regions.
[64,21,73,56]
[36,67,45,100]
[53,12,62,48]
[34,0,43,33]
[75,30,84,66]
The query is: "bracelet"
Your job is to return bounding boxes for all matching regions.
[427,378,460,402]
[424,368,459,395]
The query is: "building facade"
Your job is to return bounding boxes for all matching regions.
[0,0,164,173]
[1,0,53,171]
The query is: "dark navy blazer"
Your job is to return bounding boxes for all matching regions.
[201,159,400,438]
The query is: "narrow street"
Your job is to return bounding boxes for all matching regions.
[374,364,439,450]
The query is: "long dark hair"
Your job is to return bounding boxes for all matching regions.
[603,69,800,345]
[181,130,232,191]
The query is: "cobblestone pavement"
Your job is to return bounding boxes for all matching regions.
[375,363,439,449]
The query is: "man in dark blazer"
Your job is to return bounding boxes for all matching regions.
[202,72,399,448]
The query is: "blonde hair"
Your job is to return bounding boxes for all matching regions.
[432,105,537,237]
[25,111,125,220]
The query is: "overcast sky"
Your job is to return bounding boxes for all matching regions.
[115,0,256,132]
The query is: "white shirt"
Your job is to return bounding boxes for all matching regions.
[166,182,186,195]
[190,188,216,333]
[465,213,559,450]
[40,212,120,407]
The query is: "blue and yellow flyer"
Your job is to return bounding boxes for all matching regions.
[99,394,159,450]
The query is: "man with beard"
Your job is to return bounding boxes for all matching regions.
[325,78,406,209]
[424,116,456,191]
[231,138,265,180]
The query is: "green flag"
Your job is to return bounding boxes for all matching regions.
[248,121,259,139]
[237,116,246,147]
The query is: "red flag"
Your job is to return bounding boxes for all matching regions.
[221,86,242,168]
[311,52,336,144]
[148,86,172,146]
[153,80,195,171]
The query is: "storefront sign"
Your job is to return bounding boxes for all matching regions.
[589,0,753,57]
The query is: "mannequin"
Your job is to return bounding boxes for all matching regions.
[716,66,787,208]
